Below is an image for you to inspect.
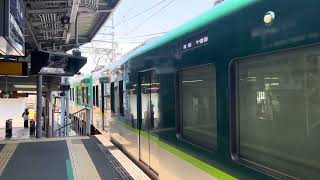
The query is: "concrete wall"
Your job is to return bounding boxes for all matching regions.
[0,98,26,127]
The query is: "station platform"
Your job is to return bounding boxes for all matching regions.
[0,119,31,141]
[0,135,150,180]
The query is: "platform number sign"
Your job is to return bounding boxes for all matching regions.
[182,32,209,51]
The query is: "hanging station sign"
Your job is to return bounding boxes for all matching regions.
[0,0,25,56]
[0,61,27,76]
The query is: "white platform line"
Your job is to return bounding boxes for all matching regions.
[67,139,101,180]
[94,135,150,180]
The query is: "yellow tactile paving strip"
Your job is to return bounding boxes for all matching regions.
[0,136,90,144]
[95,135,151,180]
[0,143,18,175]
[66,139,101,180]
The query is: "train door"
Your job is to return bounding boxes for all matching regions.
[139,70,159,173]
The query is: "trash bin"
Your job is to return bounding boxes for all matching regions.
[30,120,35,136]
[5,119,12,138]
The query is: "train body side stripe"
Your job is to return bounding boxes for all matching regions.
[117,121,237,180]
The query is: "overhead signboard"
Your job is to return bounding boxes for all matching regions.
[30,51,87,76]
[0,92,28,98]
[0,61,27,76]
[99,77,110,83]
[0,0,25,56]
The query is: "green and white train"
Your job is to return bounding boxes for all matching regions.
[70,0,320,179]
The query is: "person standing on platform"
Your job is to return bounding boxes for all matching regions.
[22,109,29,128]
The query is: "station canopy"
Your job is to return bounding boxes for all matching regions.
[0,0,120,94]
[24,0,120,52]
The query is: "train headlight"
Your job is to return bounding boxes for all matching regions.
[264,11,275,25]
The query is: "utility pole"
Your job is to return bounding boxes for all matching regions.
[90,14,116,66]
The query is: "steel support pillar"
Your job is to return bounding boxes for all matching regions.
[65,87,70,136]
[60,77,67,136]
[52,95,55,137]
[36,75,42,138]
[48,91,53,137]
[86,108,91,135]
[44,94,49,136]
[60,94,65,136]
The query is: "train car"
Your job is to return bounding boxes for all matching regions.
[69,74,93,134]
[75,0,320,179]
[70,75,93,110]
[91,68,111,130]
[70,69,111,133]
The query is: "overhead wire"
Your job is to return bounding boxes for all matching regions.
[124,0,177,36]
[114,0,168,27]
[117,3,136,22]
[116,31,167,39]
[96,31,167,41]
[86,0,207,57]
[92,40,145,43]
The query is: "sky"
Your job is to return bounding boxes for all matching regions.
[78,0,215,73]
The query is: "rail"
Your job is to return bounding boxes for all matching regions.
[55,107,90,136]
[55,122,72,132]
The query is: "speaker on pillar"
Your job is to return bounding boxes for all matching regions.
[72,48,81,57]
[30,50,87,76]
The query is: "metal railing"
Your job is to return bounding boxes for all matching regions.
[55,107,90,136]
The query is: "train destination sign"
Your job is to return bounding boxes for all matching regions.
[182,31,209,51]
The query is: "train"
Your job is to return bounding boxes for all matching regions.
[69,0,320,179]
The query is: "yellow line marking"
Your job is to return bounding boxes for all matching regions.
[0,136,90,145]
[0,143,18,175]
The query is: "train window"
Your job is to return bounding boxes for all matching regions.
[93,86,96,106]
[104,83,110,110]
[101,83,104,112]
[119,81,124,116]
[76,87,79,104]
[71,88,73,101]
[114,84,119,113]
[96,85,99,107]
[179,64,217,150]
[234,45,320,179]
[82,87,85,104]
[69,88,72,101]
[85,87,89,105]
[111,82,115,112]
[127,82,137,127]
